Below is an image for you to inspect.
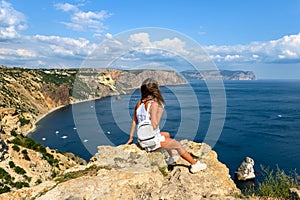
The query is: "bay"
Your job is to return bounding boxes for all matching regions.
[29,80,300,178]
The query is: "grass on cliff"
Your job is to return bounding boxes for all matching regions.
[0,167,30,194]
[9,133,59,167]
[55,165,111,183]
[243,165,299,199]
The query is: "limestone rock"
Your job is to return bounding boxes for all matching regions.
[235,157,255,181]
[34,141,241,200]
[289,188,300,200]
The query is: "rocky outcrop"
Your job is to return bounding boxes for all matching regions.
[289,188,300,200]
[235,157,256,181]
[182,70,256,80]
[0,67,186,135]
[0,141,241,200]
[74,68,187,101]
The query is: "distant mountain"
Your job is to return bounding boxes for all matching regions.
[181,70,256,80]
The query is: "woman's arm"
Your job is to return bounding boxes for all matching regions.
[126,118,136,144]
[126,101,139,144]
[150,101,162,130]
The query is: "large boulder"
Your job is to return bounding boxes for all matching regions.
[34,141,241,200]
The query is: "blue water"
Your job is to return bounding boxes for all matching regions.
[30,80,300,178]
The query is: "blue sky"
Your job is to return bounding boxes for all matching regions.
[1,0,300,79]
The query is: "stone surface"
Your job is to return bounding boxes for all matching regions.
[235,157,256,181]
[34,141,241,200]
[290,188,300,200]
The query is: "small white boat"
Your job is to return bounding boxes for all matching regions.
[61,135,68,139]
[83,139,88,143]
[73,127,77,130]
[277,114,282,118]
[42,137,46,141]
[55,130,60,134]
[107,131,111,135]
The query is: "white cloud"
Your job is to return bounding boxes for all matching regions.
[128,32,188,55]
[204,32,300,63]
[224,54,240,61]
[0,0,26,40]
[105,33,113,39]
[55,2,111,33]
[129,32,151,47]
[0,48,36,58]
[55,3,78,12]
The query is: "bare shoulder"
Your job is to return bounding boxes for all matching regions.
[151,101,159,107]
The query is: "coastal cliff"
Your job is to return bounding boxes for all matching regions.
[181,70,256,80]
[0,141,242,200]
[0,65,258,199]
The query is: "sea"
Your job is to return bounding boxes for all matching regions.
[29,80,300,181]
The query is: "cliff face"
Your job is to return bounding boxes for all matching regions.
[182,70,256,80]
[0,141,241,200]
[0,67,186,134]
[73,68,187,101]
[0,66,187,196]
[0,66,253,199]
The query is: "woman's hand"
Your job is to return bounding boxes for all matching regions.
[126,138,133,145]
[126,118,137,145]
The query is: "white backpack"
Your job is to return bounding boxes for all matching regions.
[137,102,157,148]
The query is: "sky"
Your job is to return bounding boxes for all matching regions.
[1,0,300,79]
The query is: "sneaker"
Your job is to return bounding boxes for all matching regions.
[166,156,179,165]
[190,161,207,173]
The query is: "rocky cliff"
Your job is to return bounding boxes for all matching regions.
[0,66,259,199]
[0,66,186,135]
[0,140,242,200]
[0,66,187,196]
[181,70,256,80]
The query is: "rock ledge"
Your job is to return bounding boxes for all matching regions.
[33,140,241,200]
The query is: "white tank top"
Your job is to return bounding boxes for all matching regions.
[136,101,153,124]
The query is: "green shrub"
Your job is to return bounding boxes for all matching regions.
[19,117,30,126]
[23,175,31,182]
[0,167,12,182]
[43,153,59,167]
[11,137,22,146]
[8,161,15,168]
[23,154,31,161]
[12,145,20,152]
[0,186,10,194]
[51,171,57,178]
[21,149,28,155]
[23,137,36,148]
[35,179,42,185]
[21,149,31,161]
[12,181,29,189]
[243,165,299,199]
[14,166,26,175]
[10,130,17,137]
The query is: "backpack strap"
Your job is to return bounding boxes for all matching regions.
[145,101,152,120]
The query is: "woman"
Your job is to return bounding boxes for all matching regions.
[126,78,206,173]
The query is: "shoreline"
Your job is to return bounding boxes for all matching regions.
[25,94,121,136]
[26,83,186,136]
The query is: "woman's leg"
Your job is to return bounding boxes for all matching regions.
[160,132,173,157]
[158,137,196,165]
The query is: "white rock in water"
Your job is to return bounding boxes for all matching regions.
[235,157,255,181]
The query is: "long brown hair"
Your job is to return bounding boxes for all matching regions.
[141,78,165,106]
